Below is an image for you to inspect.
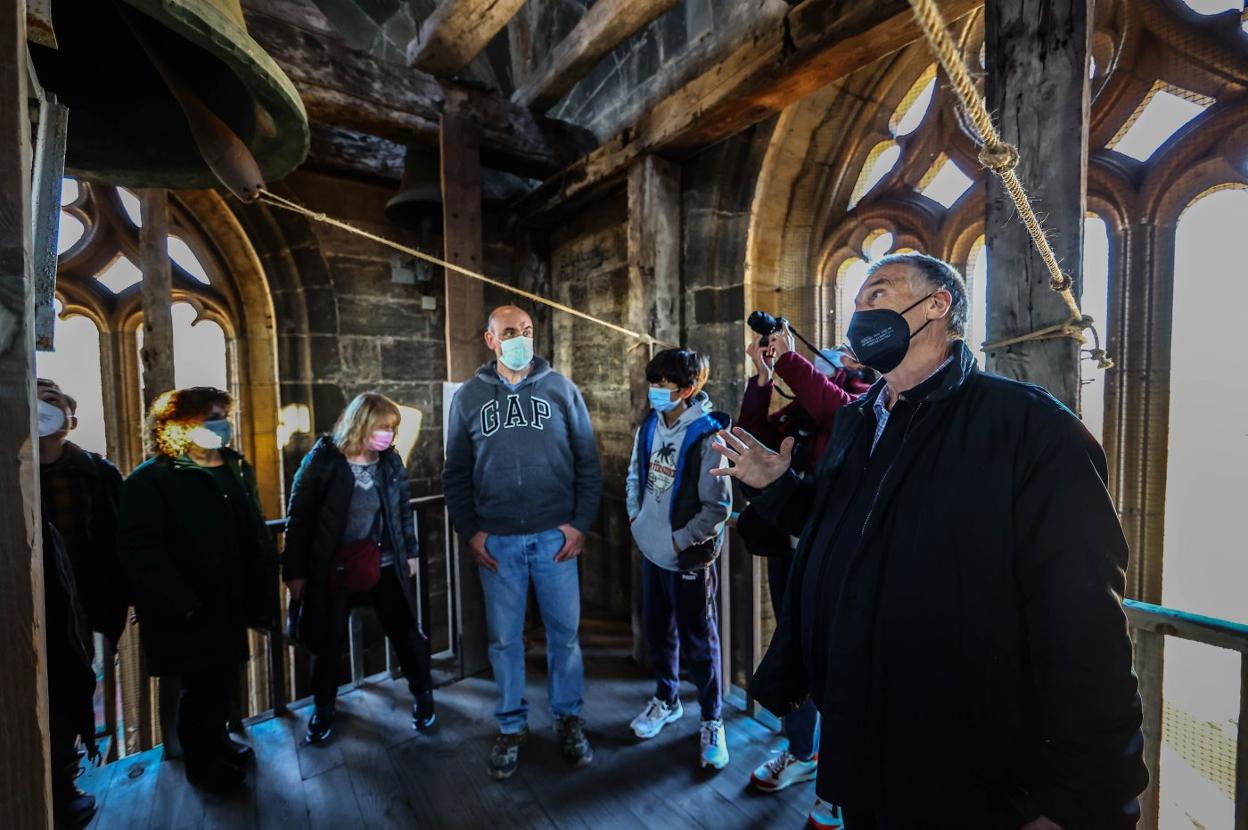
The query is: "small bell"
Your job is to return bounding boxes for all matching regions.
[385,148,443,230]
[386,145,535,229]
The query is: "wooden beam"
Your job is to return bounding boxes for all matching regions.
[439,99,490,679]
[30,96,66,351]
[519,0,980,221]
[243,10,593,179]
[983,0,1088,411]
[512,0,681,113]
[407,0,526,76]
[306,123,407,182]
[138,190,175,408]
[0,0,53,824]
[626,155,681,664]
[440,106,487,382]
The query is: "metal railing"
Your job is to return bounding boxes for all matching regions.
[101,495,453,760]
[95,514,1248,828]
[1123,598,1248,830]
[260,494,451,715]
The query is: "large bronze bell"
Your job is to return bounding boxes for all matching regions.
[29,0,309,191]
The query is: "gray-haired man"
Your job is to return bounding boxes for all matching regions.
[715,253,1147,829]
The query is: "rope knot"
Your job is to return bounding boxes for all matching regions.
[978,141,1020,173]
[1049,271,1074,293]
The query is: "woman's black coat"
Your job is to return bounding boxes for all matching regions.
[118,449,278,676]
[282,436,420,655]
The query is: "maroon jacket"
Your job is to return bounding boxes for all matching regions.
[737,351,872,474]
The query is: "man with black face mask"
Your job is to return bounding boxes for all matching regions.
[712,253,1146,830]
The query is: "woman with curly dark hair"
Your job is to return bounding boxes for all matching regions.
[118,387,277,793]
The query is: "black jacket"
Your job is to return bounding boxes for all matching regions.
[749,341,1147,829]
[40,441,129,643]
[118,449,278,676]
[282,436,420,654]
[43,519,97,759]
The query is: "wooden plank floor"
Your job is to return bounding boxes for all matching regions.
[79,631,817,829]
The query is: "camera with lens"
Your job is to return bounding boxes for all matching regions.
[748,310,788,346]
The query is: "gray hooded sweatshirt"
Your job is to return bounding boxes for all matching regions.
[443,357,602,539]
[626,392,732,571]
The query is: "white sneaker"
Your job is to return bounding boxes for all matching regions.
[630,697,683,739]
[699,719,729,769]
[806,797,843,829]
[750,749,817,792]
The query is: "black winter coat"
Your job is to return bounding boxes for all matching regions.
[40,441,129,644]
[118,450,278,676]
[43,519,97,757]
[749,341,1147,830]
[282,436,420,655]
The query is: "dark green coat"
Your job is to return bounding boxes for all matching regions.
[118,449,278,676]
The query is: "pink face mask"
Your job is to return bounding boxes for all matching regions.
[367,430,394,452]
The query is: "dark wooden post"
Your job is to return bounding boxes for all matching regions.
[983,0,1090,411]
[626,155,681,664]
[440,96,490,678]
[138,189,175,407]
[0,3,53,825]
[440,101,487,382]
[137,188,180,754]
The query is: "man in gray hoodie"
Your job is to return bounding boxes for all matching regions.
[443,305,603,781]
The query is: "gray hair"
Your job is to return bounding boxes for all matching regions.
[867,252,968,339]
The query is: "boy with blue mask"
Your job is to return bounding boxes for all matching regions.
[625,348,733,770]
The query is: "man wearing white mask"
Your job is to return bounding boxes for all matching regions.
[443,305,603,781]
[37,379,124,825]
[37,379,128,653]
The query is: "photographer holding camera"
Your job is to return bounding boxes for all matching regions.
[737,312,871,829]
[738,312,872,482]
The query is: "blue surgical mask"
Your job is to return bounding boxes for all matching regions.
[818,349,847,373]
[499,336,534,372]
[648,387,679,413]
[194,418,233,449]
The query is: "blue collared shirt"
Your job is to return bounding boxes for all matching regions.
[871,355,955,453]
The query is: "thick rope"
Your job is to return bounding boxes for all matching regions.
[906,0,1113,368]
[256,189,668,348]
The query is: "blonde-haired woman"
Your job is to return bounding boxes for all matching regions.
[283,392,435,744]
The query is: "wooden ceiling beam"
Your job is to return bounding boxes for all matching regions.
[518,0,981,220]
[407,0,527,76]
[512,0,682,113]
[245,10,594,179]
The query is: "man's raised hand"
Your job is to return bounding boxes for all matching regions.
[710,428,794,489]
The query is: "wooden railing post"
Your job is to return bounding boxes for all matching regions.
[1236,652,1248,830]
[1134,627,1164,830]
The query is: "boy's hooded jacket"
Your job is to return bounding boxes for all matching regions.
[443,357,603,539]
[627,392,732,571]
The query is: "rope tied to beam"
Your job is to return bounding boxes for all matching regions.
[255,188,672,349]
[905,0,1112,368]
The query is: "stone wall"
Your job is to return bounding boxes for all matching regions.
[242,167,454,658]
[547,190,633,617]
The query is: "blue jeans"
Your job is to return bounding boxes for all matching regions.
[479,528,584,734]
[767,553,820,760]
